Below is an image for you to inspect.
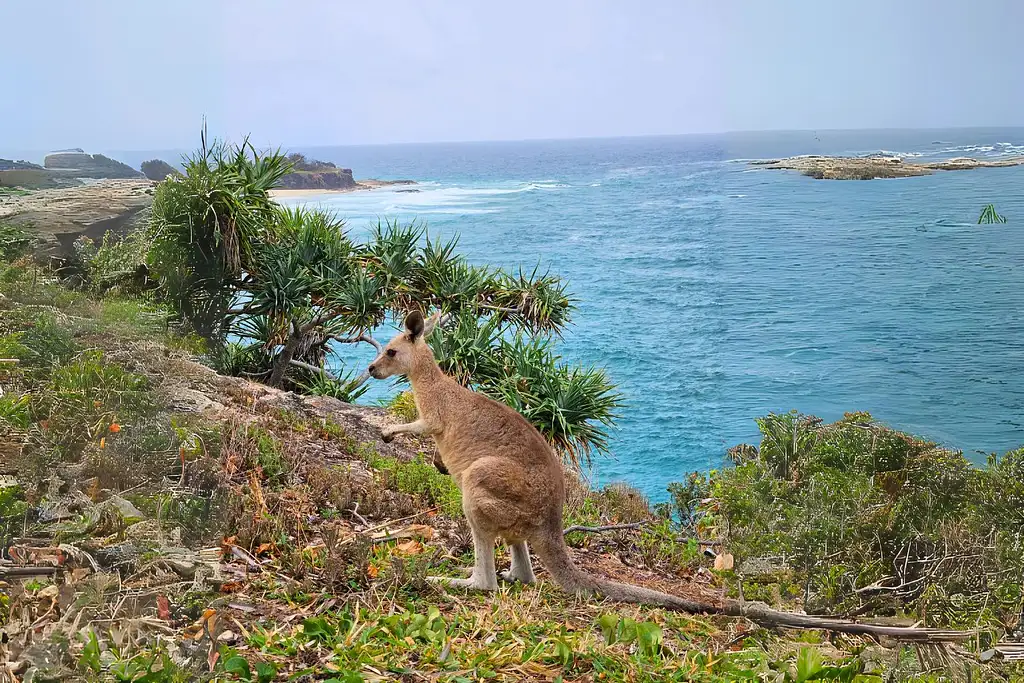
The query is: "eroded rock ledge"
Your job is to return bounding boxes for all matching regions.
[750,155,1024,180]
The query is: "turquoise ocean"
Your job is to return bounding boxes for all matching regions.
[171,130,1024,499]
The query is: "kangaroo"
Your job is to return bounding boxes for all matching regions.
[364,310,981,641]
[366,309,710,608]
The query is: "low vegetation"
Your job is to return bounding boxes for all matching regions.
[698,412,1023,636]
[1,135,1022,681]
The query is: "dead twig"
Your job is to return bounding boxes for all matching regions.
[563,522,646,535]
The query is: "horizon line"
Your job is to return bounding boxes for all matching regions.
[6,124,1024,157]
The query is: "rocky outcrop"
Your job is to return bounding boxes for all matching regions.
[140,159,180,181]
[274,153,417,192]
[279,168,357,190]
[0,179,154,260]
[280,154,357,189]
[751,155,1024,180]
[0,159,44,171]
[44,149,143,179]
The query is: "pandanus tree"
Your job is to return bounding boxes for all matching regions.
[150,130,622,468]
[148,125,291,342]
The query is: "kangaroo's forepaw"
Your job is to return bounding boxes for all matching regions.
[428,575,498,591]
[381,429,395,443]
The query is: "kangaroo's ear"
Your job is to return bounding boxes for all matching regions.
[422,311,441,338]
[405,310,425,340]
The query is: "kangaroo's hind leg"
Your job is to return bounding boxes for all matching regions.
[501,541,536,584]
[429,522,498,591]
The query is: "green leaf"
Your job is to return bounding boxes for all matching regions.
[795,647,824,683]
[80,630,102,673]
[302,616,337,642]
[597,614,620,644]
[255,661,277,683]
[635,621,663,657]
[223,655,251,679]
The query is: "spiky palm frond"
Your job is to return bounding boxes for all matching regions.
[488,266,575,334]
[754,411,823,481]
[483,334,622,470]
[295,367,370,403]
[149,125,290,341]
[231,314,289,350]
[362,219,424,309]
[423,258,494,314]
[325,265,389,333]
[246,246,313,319]
[209,340,274,378]
[271,206,351,272]
[427,310,505,385]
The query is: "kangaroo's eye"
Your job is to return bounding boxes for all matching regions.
[386,349,397,358]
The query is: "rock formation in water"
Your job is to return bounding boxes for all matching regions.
[751,154,1024,180]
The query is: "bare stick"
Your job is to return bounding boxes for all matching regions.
[331,333,382,354]
[563,522,646,535]
[722,601,975,643]
[288,359,339,380]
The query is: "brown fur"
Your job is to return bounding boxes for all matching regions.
[367,310,710,609]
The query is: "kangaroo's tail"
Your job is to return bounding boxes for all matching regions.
[530,530,715,613]
[530,531,974,642]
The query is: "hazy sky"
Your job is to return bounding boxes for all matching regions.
[3,0,1023,150]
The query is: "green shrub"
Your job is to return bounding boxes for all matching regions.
[0,393,31,429]
[0,223,35,260]
[73,229,153,294]
[703,411,1024,629]
[13,312,77,367]
[368,451,462,516]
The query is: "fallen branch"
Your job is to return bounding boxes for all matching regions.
[0,566,58,578]
[348,501,369,527]
[721,600,975,642]
[563,522,646,535]
[362,508,438,536]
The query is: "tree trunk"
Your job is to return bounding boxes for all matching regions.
[268,332,304,388]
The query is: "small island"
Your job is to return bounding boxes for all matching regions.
[751,154,1024,180]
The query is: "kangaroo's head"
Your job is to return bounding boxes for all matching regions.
[368,310,439,379]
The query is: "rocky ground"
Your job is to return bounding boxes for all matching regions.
[751,154,1024,180]
[0,177,415,263]
[0,179,154,260]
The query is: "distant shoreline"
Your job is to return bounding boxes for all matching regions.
[270,178,416,199]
